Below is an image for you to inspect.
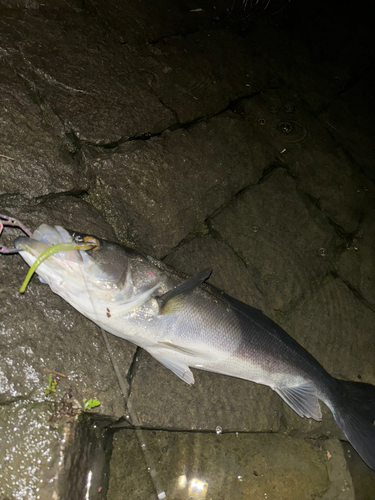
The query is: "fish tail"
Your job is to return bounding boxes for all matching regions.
[331,379,375,469]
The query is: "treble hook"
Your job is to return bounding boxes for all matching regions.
[0,214,32,254]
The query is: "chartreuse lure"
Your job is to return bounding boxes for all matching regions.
[19,241,96,293]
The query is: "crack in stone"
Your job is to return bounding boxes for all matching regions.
[162,164,284,271]
[160,238,192,263]
[330,271,375,315]
[217,89,267,116]
[204,162,282,224]
[204,218,250,271]
[335,144,375,186]
[18,50,98,96]
[280,177,362,278]
[126,346,142,388]
[319,66,369,116]
[124,87,278,145]
[35,188,90,204]
[0,395,27,406]
[301,191,357,240]
[156,96,180,124]
[111,425,275,435]
[274,265,375,322]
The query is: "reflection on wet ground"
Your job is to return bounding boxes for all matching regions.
[108,430,333,499]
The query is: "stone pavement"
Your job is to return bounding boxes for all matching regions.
[0,0,374,499]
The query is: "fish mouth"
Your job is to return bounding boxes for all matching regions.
[14,223,74,255]
[14,235,50,257]
[13,224,88,294]
[13,224,88,268]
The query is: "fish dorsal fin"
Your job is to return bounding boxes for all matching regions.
[274,381,322,420]
[157,268,212,314]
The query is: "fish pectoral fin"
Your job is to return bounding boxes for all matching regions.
[274,382,322,421]
[156,268,212,314]
[146,347,195,385]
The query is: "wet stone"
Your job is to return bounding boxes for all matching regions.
[335,210,375,308]
[320,440,354,500]
[0,400,60,500]
[319,79,375,182]
[128,347,282,433]
[143,29,272,124]
[285,278,375,384]
[210,168,339,311]
[164,235,269,314]
[0,60,85,199]
[83,113,273,258]
[0,400,112,500]
[58,414,113,500]
[240,22,351,114]
[0,8,174,145]
[238,89,375,233]
[343,442,375,500]
[107,430,345,500]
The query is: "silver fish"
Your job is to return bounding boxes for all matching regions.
[14,223,375,470]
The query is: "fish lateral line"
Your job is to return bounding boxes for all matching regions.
[19,241,97,293]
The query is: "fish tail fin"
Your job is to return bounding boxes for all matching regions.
[331,379,375,469]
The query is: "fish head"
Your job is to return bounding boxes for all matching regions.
[13,223,163,322]
[14,222,136,290]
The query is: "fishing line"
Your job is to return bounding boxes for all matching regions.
[76,241,167,500]
[99,327,167,499]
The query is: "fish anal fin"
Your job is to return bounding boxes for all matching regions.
[157,268,212,315]
[275,381,322,420]
[146,347,195,385]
